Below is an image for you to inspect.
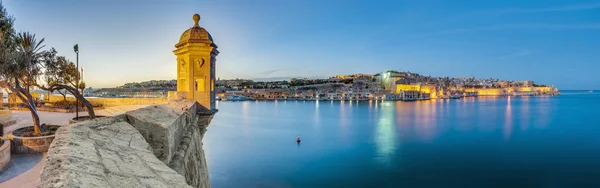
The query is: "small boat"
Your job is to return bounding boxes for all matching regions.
[590,90,594,93]
[224,94,249,101]
[296,136,301,143]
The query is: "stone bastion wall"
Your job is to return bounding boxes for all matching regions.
[44,94,169,107]
[41,99,216,188]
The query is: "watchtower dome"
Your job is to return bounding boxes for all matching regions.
[172,14,219,110]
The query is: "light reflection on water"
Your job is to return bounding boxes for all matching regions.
[375,102,396,167]
[504,96,513,140]
[206,92,600,188]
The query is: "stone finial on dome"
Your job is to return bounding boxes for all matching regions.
[193,14,200,28]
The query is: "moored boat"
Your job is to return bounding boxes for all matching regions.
[224,94,249,101]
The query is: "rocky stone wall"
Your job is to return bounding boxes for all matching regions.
[123,100,215,188]
[0,138,10,172]
[41,117,192,188]
[88,97,168,107]
[168,103,215,188]
[45,94,168,107]
[41,100,215,188]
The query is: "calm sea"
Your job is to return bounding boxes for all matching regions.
[205,90,600,188]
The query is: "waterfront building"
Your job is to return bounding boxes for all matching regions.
[463,90,478,97]
[516,86,536,95]
[245,89,287,99]
[535,86,558,94]
[376,71,407,91]
[327,92,340,100]
[475,88,505,96]
[496,81,510,88]
[521,80,534,87]
[384,94,401,100]
[400,90,418,101]
[335,74,373,79]
[395,83,420,93]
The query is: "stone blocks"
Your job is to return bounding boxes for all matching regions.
[8,133,55,154]
[123,100,215,188]
[41,100,215,188]
[41,117,191,188]
[0,138,10,172]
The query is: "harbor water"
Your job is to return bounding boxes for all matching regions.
[205,90,600,188]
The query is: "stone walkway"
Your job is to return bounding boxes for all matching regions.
[0,154,45,188]
[3,105,150,135]
[3,110,80,135]
[0,105,149,187]
[0,153,43,183]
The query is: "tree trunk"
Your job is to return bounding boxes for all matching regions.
[16,81,41,135]
[49,84,95,119]
[18,93,41,135]
[75,94,95,119]
[58,90,66,101]
[1,80,42,135]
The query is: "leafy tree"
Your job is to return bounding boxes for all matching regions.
[37,49,96,118]
[0,3,46,135]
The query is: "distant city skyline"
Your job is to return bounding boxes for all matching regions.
[3,0,600,89]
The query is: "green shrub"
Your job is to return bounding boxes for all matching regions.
[49,100,77,109]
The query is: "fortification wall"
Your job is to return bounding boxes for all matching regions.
[87,97,168,107]
[45,94,168,107]
[41,100,215,188]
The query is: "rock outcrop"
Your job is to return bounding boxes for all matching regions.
[41,100,216,188]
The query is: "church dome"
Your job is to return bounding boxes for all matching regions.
[175,14,217,48]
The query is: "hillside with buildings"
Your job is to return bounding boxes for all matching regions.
[214,70,559,101]
[88,70,558,101]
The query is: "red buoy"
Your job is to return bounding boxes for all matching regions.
[296,136,301,143]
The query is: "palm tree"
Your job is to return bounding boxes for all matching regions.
[0,2,46,135]
[10,32,45,135]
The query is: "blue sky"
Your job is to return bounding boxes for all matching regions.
[3,0,600,89]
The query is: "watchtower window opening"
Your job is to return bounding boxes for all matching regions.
[196,78,205,91]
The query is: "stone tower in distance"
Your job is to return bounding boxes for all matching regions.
[172,14,219,110]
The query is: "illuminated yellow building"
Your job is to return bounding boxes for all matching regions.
[535,86,555,93]
[517,86,535,93]
[476,88,504,96]
[420,85,434,94]
[394,83,437,99]
[172,14,219,109]
[395,84,420,93]
[394,82,559,98]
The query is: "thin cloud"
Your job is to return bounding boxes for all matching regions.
[500,50,533,59]
[487,2,600,13]
[450,2,600,21]
[260,69,285,75]
[410,23,600,38]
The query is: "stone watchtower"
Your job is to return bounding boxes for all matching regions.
[172,14,219,110]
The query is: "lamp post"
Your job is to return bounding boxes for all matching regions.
[74,44,79,119]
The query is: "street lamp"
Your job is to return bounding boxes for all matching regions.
[74,44,79,119]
